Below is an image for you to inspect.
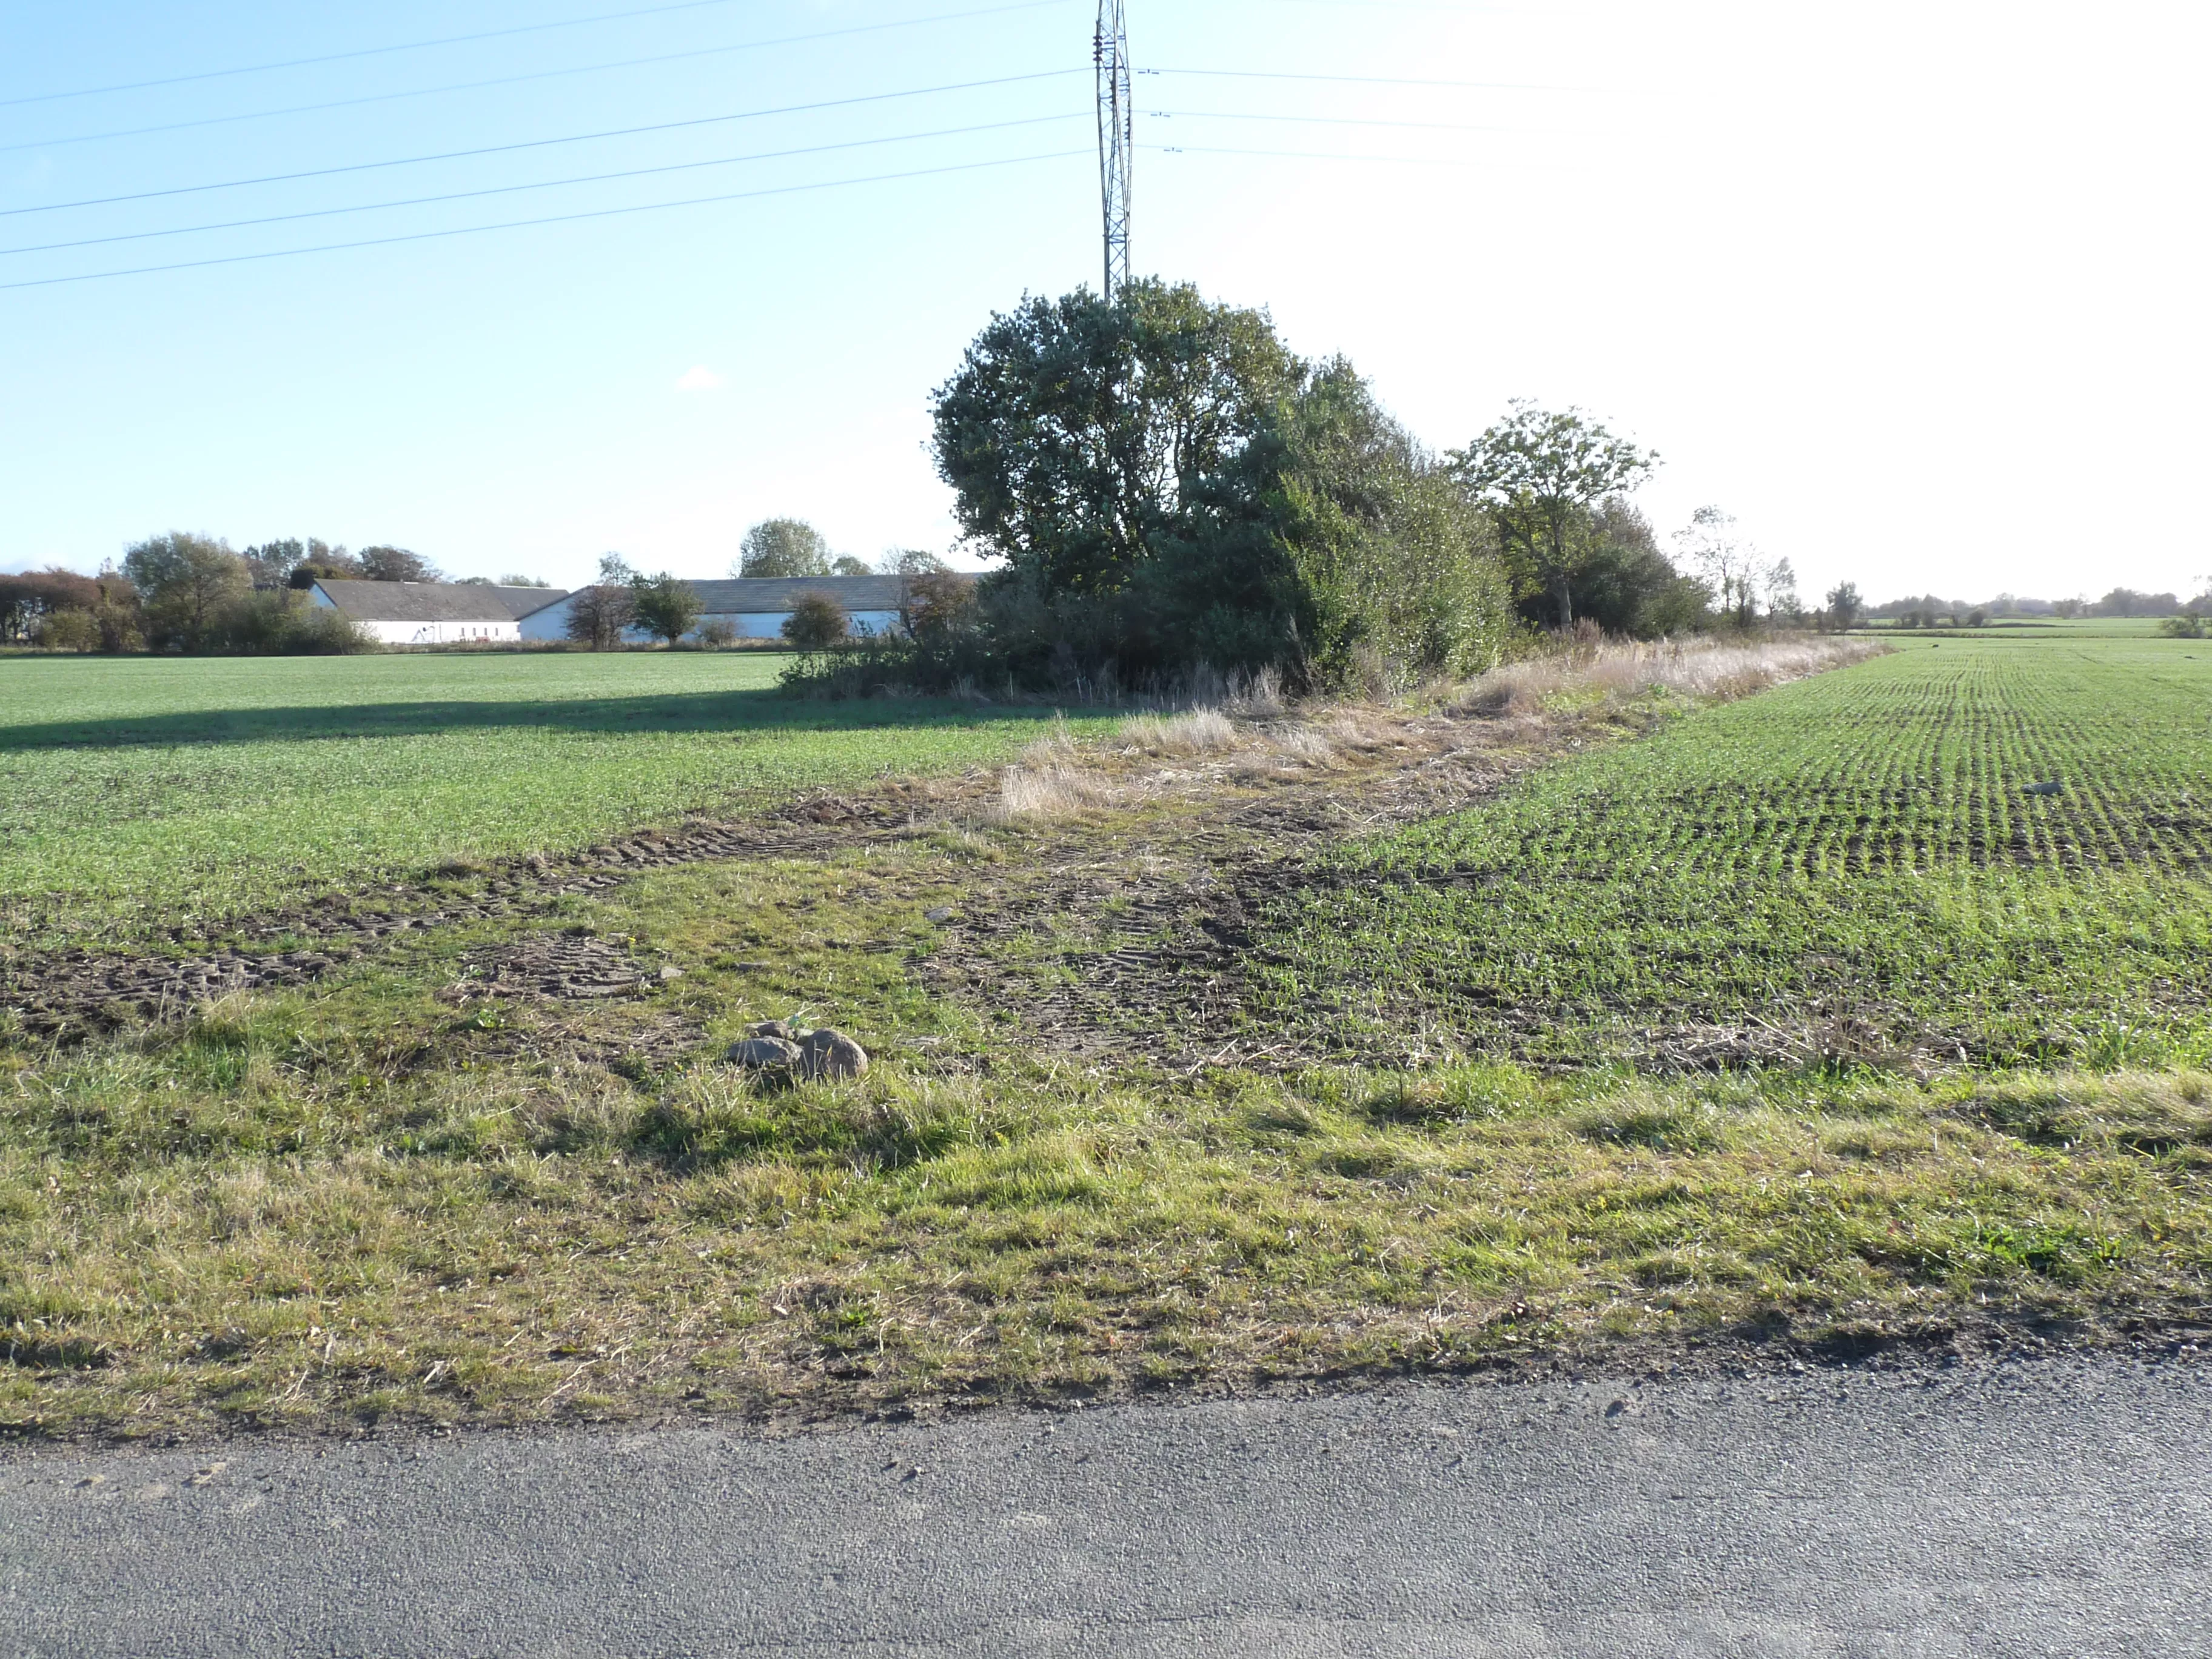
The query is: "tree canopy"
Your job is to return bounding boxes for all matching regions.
[629,571,702,645]
[1450,402,1657,628]
[933,280,1300,601]
[357,545,441,583]
[782,591,849,651]
[124,532,250,648]
[927,280,1510,686]
[737,519,833,578]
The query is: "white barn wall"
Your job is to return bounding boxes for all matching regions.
[307,585,522,645]
[515,594,900,644]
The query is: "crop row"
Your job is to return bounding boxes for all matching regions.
[1251,635,2212,1068]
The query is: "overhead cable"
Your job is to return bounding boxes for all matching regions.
[0,150,1090,291]
[1,70,1088,218]
[1145,109,1520,134]
[1147,67,1598,92]
[0,114,1088,258]
[2,1,1080,155]
[1147,142,1475,164]
[2,0,1061,109]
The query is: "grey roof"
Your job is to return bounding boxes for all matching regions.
[483,585,571,618]
[313,580,568,623]
[688,575,911,614]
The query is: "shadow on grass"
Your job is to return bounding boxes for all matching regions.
[0,690,1048,751]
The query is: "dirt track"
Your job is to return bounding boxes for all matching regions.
[1,706,1561,1050]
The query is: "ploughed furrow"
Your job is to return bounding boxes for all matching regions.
[1243,637,2212,1070]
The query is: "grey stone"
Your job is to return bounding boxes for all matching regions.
[726,1036,801,1070]
[923,907,956,924]
[746,1019,795,1041]
[796,1028,869,1082]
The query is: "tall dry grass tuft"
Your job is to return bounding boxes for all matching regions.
[991,764,1126,821]
[1119,708,1237,757]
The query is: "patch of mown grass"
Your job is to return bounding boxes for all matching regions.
[3,838,2208,1439]
[1246,633,2212,1067]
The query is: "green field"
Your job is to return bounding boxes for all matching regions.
[4,629,2209,1438]
[0,652,1107,951]
[1249,633,2212,1068]
[1863,617,2180,640]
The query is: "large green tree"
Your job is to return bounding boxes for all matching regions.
[736,519,833,578]
[932,279,1301,600]
[1450,402,1657,628]
[357,545,441,583]
[629,571,702,645]
[929,281,1512,684]
[123,532,250,649]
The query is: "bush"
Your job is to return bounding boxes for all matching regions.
[30,609,101,652]
[565,585,636,650]
[629,572,702,645]
[782,592,849,651]
[209,591,377,655]
[2,568,142,650]
[1274,361,1515,685]
[695,617,737,647]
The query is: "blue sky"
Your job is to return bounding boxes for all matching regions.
[4,1,2207,602]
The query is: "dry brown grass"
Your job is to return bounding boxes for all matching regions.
[1118,708,1238,757]
[979,635,1883,825]
[1453,635,1889,717]
[991,765,1129,821]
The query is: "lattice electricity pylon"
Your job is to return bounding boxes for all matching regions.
[1094,0,1132,300]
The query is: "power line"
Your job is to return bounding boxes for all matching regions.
[0,150,1090,291]
[1147,109,1521,134]
[1,1,1081,156]
[0,0,941,109]
[3,106,1570,259]
[1,70,1087,218]
[1148,67,1598,92]
[0,115,1088,258]
[1147,142,1476,164]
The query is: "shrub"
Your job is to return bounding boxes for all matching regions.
[629,572,703,645]
[565,585,636,650]
[210,590,377,655]
[31,609,100,652]
[1,568,104,642]
[782,592,849,651]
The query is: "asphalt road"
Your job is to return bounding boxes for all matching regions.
[2,1355,2206,1657]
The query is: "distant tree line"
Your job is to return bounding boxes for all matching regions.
[0,532,504,654]
[1866,586,2211,628]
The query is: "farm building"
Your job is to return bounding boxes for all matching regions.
[308,580,571,646]
[515,575,908,643]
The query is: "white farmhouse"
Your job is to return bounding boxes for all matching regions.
[307,580,571,646]
[516,575,908,644]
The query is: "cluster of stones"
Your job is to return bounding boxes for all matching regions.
[726,1020,870,1082]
